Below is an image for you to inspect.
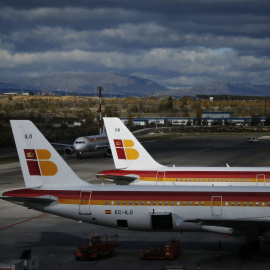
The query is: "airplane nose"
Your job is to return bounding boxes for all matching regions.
[73,138,87,152]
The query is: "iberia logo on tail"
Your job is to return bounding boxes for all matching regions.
[24,149,58,176]
[114,139,139,160]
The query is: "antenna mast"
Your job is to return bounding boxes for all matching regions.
[98,86,103,135]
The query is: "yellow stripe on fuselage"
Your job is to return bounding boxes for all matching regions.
[57,199,269,207]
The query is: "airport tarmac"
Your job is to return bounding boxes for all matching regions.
[1,134,270,270]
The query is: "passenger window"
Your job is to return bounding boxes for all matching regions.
[105,201,108,205]
[159,202,162,205]
[171,202,174,205]
[238,202,241,206]
[231,202,234,206]
[195,202,198,206]
[250,202,253,206]
[117,201,120,205]
[123,201,126,205]
[256,202,259,206]
[189,202,192,206]
[129,201,132,205]
[201,202,204,206]
[111,201,114,205]
[153,202,156,205]
[177,202,180,206]
[141,201,144,205]
[244,202,247,206]
[183,202,186,206]
[147,201,150,205]
[135,201,138,205]
[225,202,228,206]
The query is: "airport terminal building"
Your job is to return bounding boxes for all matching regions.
[121,112,266,127]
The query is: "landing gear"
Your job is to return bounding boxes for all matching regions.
[76,152,82,159]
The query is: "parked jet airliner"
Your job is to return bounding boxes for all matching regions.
[97,117,270,186]
[2,120,270,259]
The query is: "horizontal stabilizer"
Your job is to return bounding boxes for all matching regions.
[0,195,57,204]
[97,173,139,184]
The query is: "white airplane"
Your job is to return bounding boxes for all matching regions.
[54,127,111,159]
[2,120,270,259]
[97,117,270,186]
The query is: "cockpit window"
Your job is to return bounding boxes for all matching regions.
[75,141,85,144]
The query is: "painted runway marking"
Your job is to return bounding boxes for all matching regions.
[0,213,48,231]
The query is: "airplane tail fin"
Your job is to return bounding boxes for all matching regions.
[104,117,163,169]
[10,120,89,188]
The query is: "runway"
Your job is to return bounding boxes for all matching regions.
[1,134,270,270]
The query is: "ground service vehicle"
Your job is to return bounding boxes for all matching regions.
[248,137,259,143]
[74,234,120,260]
[140,239,182,260]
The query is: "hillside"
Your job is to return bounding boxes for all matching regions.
[158,81,270,97]
[1,75,270,97]
[14,73,167,96]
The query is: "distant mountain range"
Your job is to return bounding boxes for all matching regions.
[0,73,270,97]
[0,73,167,97]
[159,81,270,97]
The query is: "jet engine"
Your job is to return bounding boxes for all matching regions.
[64,147,74,156]
[105,147,112,157]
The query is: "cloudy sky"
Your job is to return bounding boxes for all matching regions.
[0,0,269,88]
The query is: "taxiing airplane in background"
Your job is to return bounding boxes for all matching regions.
[53,127,111,159]
[2,120,270,259]
[97,117,270,186]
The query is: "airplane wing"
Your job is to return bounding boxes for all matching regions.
[51,143,73,147]
[186,218,270,234]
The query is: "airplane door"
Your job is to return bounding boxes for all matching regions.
[256,174,265,186]
[156,171,166,184]
[79,191,92,215]
[211,196,222,216]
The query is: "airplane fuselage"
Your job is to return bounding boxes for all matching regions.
[73,135,108,153]
[97,167,270,186]
[4,185,270,235]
